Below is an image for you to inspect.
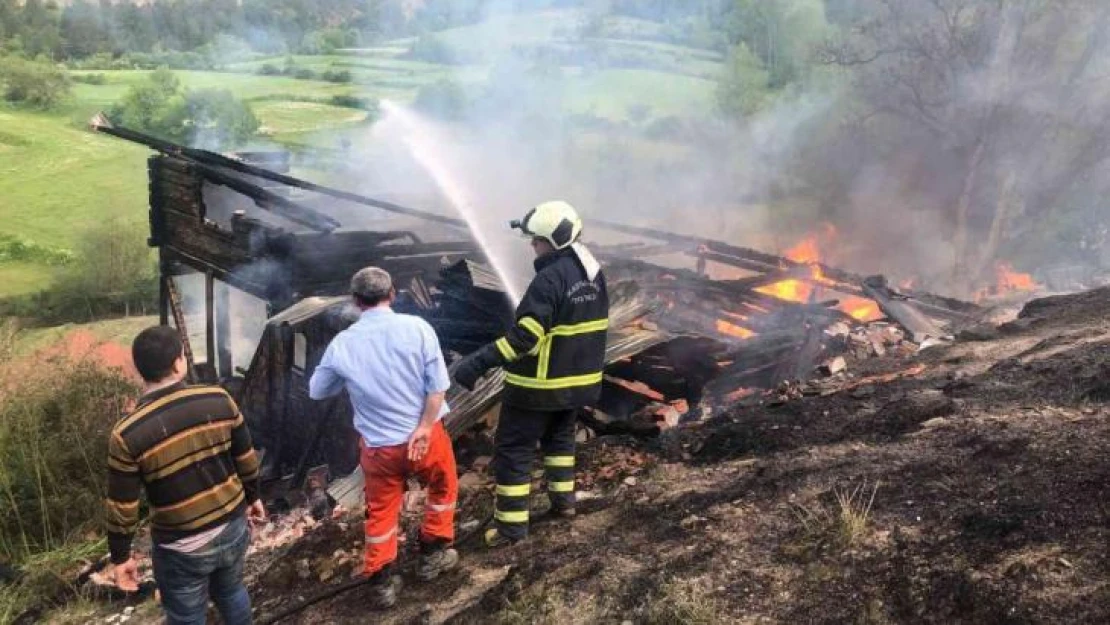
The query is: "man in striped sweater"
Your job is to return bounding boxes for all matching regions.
[103,326,266,625]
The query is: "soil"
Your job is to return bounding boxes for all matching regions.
[75,287,1110,623]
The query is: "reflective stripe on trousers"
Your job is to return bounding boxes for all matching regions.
[493,405,578,540]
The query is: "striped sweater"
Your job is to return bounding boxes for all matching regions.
[105,383,261,564]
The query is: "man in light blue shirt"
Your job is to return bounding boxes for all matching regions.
[309,266,459,609]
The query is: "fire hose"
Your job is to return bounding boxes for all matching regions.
[256,508,493,625]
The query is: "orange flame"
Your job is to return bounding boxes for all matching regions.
[753,226,882,321]
[716,319,755,339]
[840,296,882,322]
[975,262,1039,301]
[995,263,1035,292]
[755,234,823,303]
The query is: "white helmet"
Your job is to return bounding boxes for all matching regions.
[510,200,583,250]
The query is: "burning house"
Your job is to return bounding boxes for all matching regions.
[92,117,986,507]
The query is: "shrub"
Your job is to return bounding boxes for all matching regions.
[108,69,259,149]
[0,358,138,562]
[292,67,316,80]
[321,68,353,83]
[0,220,157,324]
[0,56,72,109]
[0,234,74,266]
[328,94,378,114]
[257,63,281,76]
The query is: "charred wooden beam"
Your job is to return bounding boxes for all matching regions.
[92,116,465,230]
[861,276,947,343]
[594,220,983,319]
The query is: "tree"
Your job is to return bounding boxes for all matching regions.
[165,88,260,148]
[818,0,1110,287]
[59,1,115,58]
[108,68,259,149]
[716,42,768,117]
[16,0,61,59]
[727,0,829,88]
[65,218,155,305]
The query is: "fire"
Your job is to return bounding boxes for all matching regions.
[716,319,755,339]
[755,233,823,303]
[975,262,1039,301]
[995,263,1035,292]
[753,227,882,322]
[840,296,882,322]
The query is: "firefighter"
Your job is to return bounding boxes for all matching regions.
[452,200,609,547]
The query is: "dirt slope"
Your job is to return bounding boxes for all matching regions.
[174,288,1110,623]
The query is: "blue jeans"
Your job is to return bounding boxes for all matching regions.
[151,515,252,625]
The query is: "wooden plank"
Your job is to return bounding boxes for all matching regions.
[215,279,233,378]
[205,272,216,377]
[162,211,252,268]
[153,167,202,190]
[165,276,198,382]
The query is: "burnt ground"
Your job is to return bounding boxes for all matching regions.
[107,287,1110,624]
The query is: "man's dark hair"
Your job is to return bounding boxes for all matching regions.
[132,326,184,383]
[353,292,391,308]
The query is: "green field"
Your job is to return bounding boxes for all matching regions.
[0,8,723,299]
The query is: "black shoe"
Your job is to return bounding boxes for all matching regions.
[484,528,522,549]
[416,543,459,581]
[551,506,576,519]
[367,571,402,609]
[533,499,576,522]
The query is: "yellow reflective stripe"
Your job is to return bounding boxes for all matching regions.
[495,337,517,362]
[537,336,552,379]
[504,372,603,390]
[544,455,574,468]
[527,337,545,358]
[496,483,531,497]
[518,317,545,340]
[549,319,609,336]
[548,481,575,493]
[495,509,529,524]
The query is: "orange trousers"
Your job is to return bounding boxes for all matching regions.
[359,421,457,576]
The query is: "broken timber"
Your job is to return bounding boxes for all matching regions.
[592,219,983,327]
[862,276,946,343]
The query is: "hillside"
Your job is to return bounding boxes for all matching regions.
[32,287,1104,624]
[242,287,1110,623]
[0,7,724,298]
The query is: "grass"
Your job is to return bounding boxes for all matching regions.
[495,583,606,625]
[0,262,58,297]
[835,482,879,547]
[791,481,881,552]
[0,538,107,624]
[11,315,155,357]
[70,69,364,107]
[0,107,150,250]
[564,68,716,120]
[642,576,721,625]
[2,7,724,301]
[253,100,370,135]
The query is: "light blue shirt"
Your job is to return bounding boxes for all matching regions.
[308,308,451,448]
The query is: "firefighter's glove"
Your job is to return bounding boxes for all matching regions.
[452,344,500,391]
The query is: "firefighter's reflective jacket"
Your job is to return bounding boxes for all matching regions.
[493,247,609,410]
